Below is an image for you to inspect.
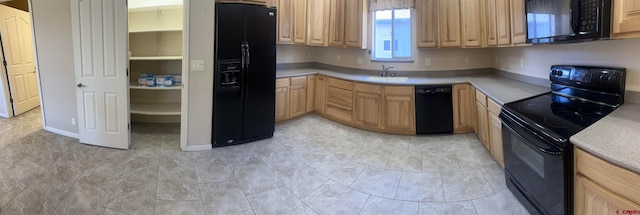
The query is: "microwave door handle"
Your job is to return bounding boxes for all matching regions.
[570,0,581,34]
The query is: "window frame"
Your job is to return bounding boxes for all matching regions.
[371,9,414,62]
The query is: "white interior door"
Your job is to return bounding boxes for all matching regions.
[70,0,130,149]
[0,5,39,116]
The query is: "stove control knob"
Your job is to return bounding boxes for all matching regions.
[600,74,609,82]
[551,70,557,76]
[556,70,563,76]
[608,75,618,83]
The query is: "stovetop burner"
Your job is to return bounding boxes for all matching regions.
[544,111,583,129]
[517,103,542,113]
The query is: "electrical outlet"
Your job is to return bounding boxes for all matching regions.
[424,58,432,66]
[520,58,524,68]
[464,57,470,64]
[191,60,205,71]
[71,118,76,125]
[357,57,363,64]
[337,55,341,62]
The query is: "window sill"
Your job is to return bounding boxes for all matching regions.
[371,59,414,63]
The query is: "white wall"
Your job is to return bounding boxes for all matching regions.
[30,0,78,134]
[312,46,493,71]
[494,38,640,91]
[185,0,215,147]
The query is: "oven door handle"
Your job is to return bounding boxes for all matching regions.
[503,122,563,156]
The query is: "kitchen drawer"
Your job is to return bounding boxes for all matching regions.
[576,148,640,205]
[488,98,501,116]
[384,86,413,95]
[475,89,487,107]
[355,82,381,94]
[328,77,354,91]
[276,78,290,87]
[290,76,307,86]
[326,87,353,110]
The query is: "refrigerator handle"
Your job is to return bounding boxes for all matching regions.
[241,42,246,70]
[246,42,250,67]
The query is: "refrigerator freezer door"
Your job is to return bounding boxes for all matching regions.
[213,3,246,146]
[242,5,277,139]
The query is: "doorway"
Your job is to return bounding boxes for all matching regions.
[0,4,40,118]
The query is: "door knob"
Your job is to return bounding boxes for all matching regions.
[77,83,87,88]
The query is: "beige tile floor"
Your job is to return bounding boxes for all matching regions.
[0,108,529,215]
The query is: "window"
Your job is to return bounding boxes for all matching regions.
[372,9,412,61]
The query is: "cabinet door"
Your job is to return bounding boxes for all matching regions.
[354,83,382,128]
[510,0,526,44]
[344,0,364,48]
[612,0,640,39]
[452,84,473,133]
[289,76,307,118]
[275,86,289,122]
[383,86,415,133]
[314,75,327,113]
[485,0,497,46]
[306,75,315,113]
[489,113,503,168]
[575,175,640,215]
[307,0,329,46]
[496,0,511,45]
[439,0,462,47]
[328,0,345,46]
[277,0,294,43]
[476,101,490,150]
[293,0,308,44]
[265,0,276,7]
[416,0,439,48]
[461,0,484,47]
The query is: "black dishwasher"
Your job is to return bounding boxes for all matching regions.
[415,85,453,134]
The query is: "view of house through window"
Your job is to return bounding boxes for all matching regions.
[372,9,412,61]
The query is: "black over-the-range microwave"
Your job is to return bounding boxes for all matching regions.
[526,0,612,44]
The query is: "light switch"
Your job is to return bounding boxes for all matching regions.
[191,60,205,71]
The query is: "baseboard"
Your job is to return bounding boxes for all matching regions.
[44,126,79,139]
[0,112,8,118]
[182,144,211,152]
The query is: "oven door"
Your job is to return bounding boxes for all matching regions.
[501,114,567,215]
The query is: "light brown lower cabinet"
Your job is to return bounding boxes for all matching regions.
[315,75,327,113]
[306,75,315,113]
[354,83,382,129]
[325,79,354,123]
[575,148,640,214]
[383,86,415,134]
[453,83,474,133]
[289,76,307,118]
[488,112,503,167]
[275,78,290,122]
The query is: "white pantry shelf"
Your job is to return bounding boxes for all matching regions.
[130,103,181,115]
[130,56,182,60]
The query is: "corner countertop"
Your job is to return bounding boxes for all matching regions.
[277,68,550,105]
[571,104,640,174]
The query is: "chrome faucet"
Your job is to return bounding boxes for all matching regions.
[381,65,394,77]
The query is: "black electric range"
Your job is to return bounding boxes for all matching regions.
[500,65,626,215]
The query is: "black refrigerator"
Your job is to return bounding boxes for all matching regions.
[212,3,276,147]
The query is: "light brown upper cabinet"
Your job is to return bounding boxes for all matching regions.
[277,0,307,44]
[496,0,511,45]
[485,0,498,46]
[293,0,308,44]
[416,0,439,48]
[277,0,294,43]
[461,0,485,47]
[439,0,462,47]
[307,0,330,46]
[510,0,526,44]
[328,0,346,46]
[611,0,640,39]
[327,0,366,48]
[344,0,366,48]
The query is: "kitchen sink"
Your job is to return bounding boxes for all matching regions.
[365,76,409,83]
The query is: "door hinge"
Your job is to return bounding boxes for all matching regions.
[128,123,130,130]
[2,60,6,66]
[9,98,13,103]
[126,68,129,76]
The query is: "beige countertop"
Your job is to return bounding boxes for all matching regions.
[277,68,549,105]
[571,104,640,174]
